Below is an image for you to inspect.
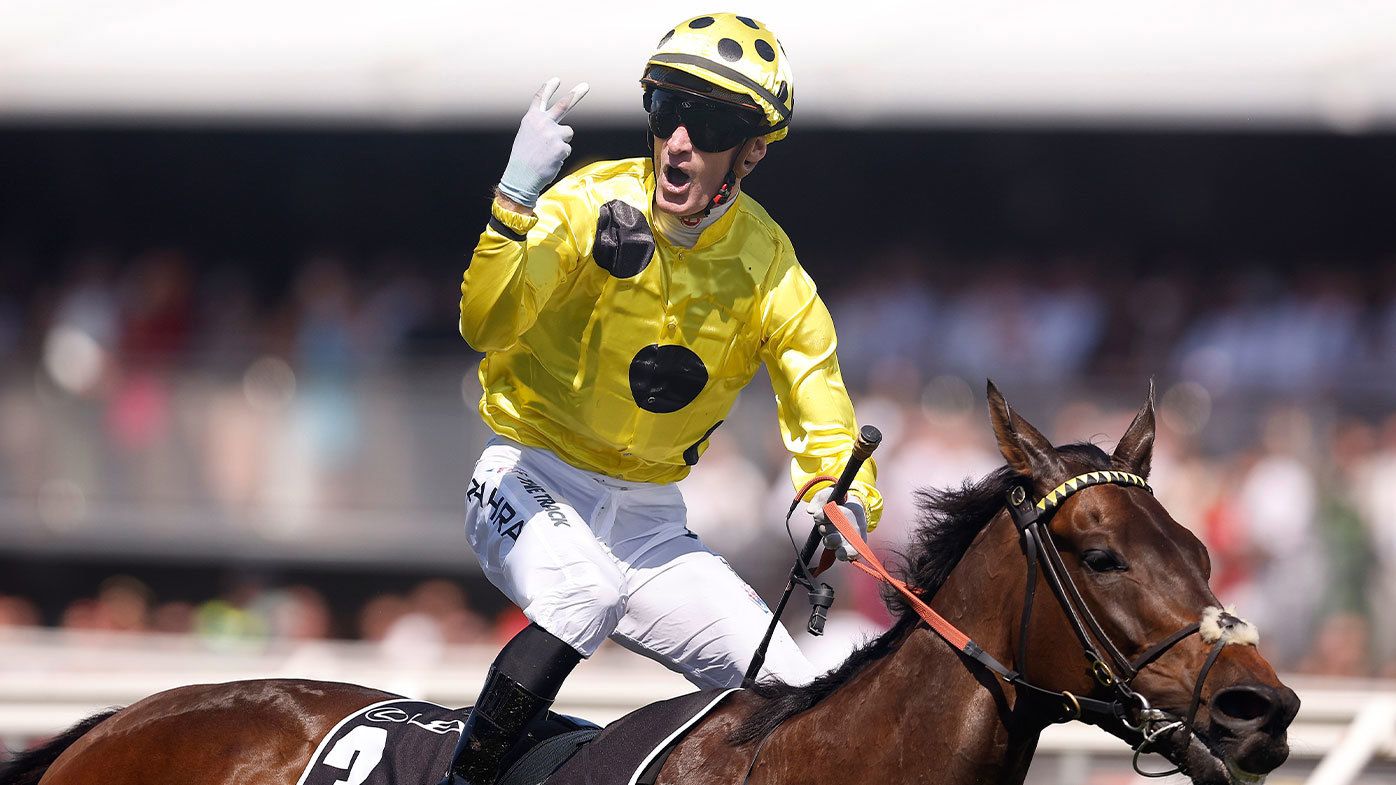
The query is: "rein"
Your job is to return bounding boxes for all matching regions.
[809,469,1250,777]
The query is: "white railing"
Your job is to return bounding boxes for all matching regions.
[0,629,1391,783]
[1302,697,1396,785]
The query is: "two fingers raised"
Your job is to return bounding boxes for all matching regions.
[534,77,590,122]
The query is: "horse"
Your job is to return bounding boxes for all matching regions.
[5,382,1298,785]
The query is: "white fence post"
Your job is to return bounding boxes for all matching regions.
[1305,697,1396,785]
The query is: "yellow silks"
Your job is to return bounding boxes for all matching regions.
[460,158,881,527]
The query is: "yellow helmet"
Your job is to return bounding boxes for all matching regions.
[641,13,794,143]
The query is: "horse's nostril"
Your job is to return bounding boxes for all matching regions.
[1212,685,1276,726]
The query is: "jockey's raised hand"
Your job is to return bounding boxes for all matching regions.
[809,487,868,562]
[496,77,590,209]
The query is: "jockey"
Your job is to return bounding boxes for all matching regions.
[442,13,883,785]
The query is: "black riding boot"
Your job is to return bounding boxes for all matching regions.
[439,623,582,785]
[441,667,551,785]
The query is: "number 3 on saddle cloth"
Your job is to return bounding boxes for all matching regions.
[297,690,737,785]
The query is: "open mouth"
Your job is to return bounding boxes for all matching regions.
[663,165,691,189]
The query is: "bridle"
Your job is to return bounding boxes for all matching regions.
[804,469,1256,778]
[1001,470,1246,776]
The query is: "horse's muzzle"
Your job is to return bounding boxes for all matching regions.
[1208,683,1301,775]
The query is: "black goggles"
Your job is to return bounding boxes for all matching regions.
[644,88,765,153]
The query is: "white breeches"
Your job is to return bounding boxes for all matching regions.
[465,437,818,689]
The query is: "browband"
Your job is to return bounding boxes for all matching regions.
[1033,470,1151,520]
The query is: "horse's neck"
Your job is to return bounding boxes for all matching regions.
[773,515,1045,785]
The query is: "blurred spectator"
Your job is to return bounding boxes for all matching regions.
[58,576,154,633]
[1298,613,1373,678]
[52,256,121,362]
[403,578,489,645]
[151,600,196,635]
[1231,408,1324,666]
[194,598,266,644]
[831,246,938,390]
[0,594,40,628]
[356,263,433,360]
[118,251,194,365]
[358,593,409,642]
[1354,415,1396,667]
[1318,420,1377,620]
[358,580,490,650]
[293,256,358,374]
[257,585,333,641]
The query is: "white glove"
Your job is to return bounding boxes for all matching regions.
[808,487,868,562]
[497,78,590,208]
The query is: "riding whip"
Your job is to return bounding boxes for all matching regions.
[741,425,881,688]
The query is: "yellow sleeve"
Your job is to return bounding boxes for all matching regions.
[459,192,584,352]
[758,246,884,529]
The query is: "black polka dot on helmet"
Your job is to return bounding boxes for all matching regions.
[643,12,795,143]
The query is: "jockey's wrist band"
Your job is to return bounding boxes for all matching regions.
[488,198,538,241]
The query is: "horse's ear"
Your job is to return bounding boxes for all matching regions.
[986,380,1065,486]
[1112,380,1156,478]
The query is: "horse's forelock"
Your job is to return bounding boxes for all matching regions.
[893,443,1113,614]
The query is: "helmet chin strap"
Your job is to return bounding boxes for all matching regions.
[702,168,738,218]
[702,141,748,218]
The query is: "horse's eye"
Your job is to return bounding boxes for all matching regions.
[1081,549,1127,573]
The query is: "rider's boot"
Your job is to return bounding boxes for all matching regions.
[438,623,582,785]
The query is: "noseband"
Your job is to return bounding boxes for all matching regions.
[1003,470,1256,776]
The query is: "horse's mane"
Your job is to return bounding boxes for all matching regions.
[728,443,1112,746]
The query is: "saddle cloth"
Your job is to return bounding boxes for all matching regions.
[294,689,738,785]
[295,700,466,785]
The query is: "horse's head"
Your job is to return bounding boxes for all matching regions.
[983,381,1298,784]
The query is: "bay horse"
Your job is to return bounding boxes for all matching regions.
[6,383,1297,785]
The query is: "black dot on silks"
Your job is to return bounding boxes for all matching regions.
[630,345,709,414]
[754,39,775,62]
[776,81,789,104]
[689,16,714,28]
[593,200,654,279]
[717,38,743,62]
[736,16,759,29]
[658,29,674,46]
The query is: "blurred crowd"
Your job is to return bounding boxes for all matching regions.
[0,576,528,651]
[6,247,1396,393]
[2,247,1396,678]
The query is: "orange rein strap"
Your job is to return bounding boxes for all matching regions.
[818,500,1018,682]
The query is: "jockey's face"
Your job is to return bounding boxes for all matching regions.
[653,126,738,218]
[652,129,766,219]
